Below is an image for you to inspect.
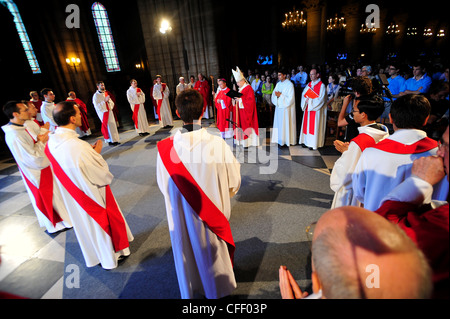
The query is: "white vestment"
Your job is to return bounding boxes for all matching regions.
[48,128,134,269]
[92,90,120,143]
[330,124,389,208]
[157,128,241,299]
[299,79,327,149]
[126,86,150,134]
[153,83,173,127]
[40,101,58,132]
[352,129,449,211]
[24,119,48,141]
[1,123,71,233]
[271,79,297,146]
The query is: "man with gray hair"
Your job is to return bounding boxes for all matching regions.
[176,76,189,95]
[279,206,432,299]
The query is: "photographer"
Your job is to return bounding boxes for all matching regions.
[336,76,373,146]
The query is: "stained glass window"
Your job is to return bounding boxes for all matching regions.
[92,2,121,72]
[1,0,41,74]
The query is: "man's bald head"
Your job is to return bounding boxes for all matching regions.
[311,206,432,299]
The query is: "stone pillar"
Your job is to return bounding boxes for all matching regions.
[304,0,324,65]
[343,1,361,62]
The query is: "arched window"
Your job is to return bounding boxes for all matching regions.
[0,0,41,74]
[91,2,121,72]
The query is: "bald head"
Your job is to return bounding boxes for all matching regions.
[311,206,432,299]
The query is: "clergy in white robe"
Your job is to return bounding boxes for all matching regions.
[126,79,150,135]
[92,81,120,144]
[157,89,241,299]
[352,95,449,211]
[153,75,174,127]
[299,69,327,150]
[271,72,297,146]
[40,88,58,132]
[47,101,134,269]
[330,124,389,208]
[2,101,71,233]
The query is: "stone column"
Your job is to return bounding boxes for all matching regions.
[304,0,325,64]
[343,1,361,62]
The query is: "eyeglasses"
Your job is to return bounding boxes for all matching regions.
[350,108,360,113]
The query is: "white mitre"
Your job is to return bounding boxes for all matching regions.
[232,66,245,82]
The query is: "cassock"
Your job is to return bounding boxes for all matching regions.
[92,90,120,143]
[40,101,58,132]
[234,83,259,147]
[126,86,150,134]
[153,83,173,127]
[271,79,297,146]
[46,128,134,269]
[30,98,43,125]
[214,86,233,138]
[1,123,71,233]
[330,124,389,208]
[194,80,211,119]
[66,97,91,137]
[157,127,241,299]
[299,79,327,149]
[352,129,449,211]
[376,176,449,299]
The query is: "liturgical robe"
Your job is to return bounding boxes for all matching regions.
[47,128,134,269]
[299,79,327,149]
[41,101,58,132]
[271,79,297,146]
[330,124,389,208]
[126,86,150,134]
[2,123,71,233]
[153,83,173,127]
[194,79,211,119]
[234,83,259,147]
[92,91,120,143]
[352,129,449,211]
[214,86,233,138]
[157,128,241,299]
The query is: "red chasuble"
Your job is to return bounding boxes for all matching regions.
[194,80,211,113]
[67,98,90,132]
[214,88,232,132]
[302,81,323,135]
[157,137,235,265]
[235,85,259,141]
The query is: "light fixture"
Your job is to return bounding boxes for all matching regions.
[66,56,81,72]
[160,19,172,34]
[407,27,418,36]
[386,22,400,35]
[437,29,445,37]
[360,22,377,34]
[327,14,346,32]
[282,7,306,31]
[135,63,142,69]
[423,28,433,37]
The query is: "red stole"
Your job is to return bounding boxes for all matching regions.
[157,137,235,266]
[132,88,142,129]
[20,129,62,226]
[101,92,110,139]
[351,133,376,152]
[156,84,167,121]
[44,144,129,252]
[371,137,437,154]
[302,81,322,135]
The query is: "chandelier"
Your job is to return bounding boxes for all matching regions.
[282,7,306,31]
[360,22,377,34]
[386,22,400,35]
[437,29,445,37]
[407,27,418,36]
[327,14,346,32]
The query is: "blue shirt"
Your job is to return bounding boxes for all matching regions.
[401,73,432,94]
[384,75,406,101]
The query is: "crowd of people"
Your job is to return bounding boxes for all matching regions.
[1,58,449,299]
